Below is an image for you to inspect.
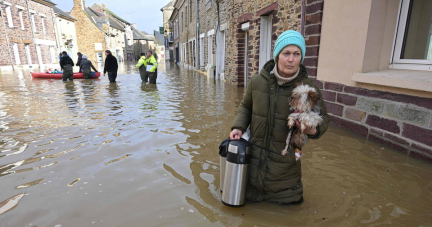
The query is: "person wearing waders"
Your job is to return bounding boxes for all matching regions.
[60,51,74,81]
[146,50,158,84]
[76,52,83,72]
[103,50,118,83]
[79,55,98,79]
[136,53,148,82]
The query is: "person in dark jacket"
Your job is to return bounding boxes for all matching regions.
[103,50,118,83]
[229,30,329,205]
[79,55,98,79]
[76,52,83,71]
[60,51,74,81]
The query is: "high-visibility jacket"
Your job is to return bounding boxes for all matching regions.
[136,56,147,68]
[146,55,158,73]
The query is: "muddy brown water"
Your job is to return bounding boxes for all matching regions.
[0,63,431,227]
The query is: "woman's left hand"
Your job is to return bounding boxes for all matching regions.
[295,120,317,135]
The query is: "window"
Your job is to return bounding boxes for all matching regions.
[41,16,46,34]
[17,7,25,30]
[5,4,14,28]
[392,0,432,70]
[12,43,20,65]
[190,0,192,23]
[49,46,55,63]
[25,44,32,65]
[259,15,273,70]
[30,13,37,32]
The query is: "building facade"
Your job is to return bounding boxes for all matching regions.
[0,0,58,71]
[90,3,134,61]
[53,6,79,70]
[161,1,174,62]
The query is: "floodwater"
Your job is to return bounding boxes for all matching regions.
[0,62,431,227]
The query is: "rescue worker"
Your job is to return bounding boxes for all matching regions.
[60,51,74,81]
[136,53,148,82]
[146,50,158,84]
[79,55,98,79]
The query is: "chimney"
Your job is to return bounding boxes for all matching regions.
[132,23,137,29]
[82,0,85,10]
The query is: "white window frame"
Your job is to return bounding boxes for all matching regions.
[259,15,273,70]
[12,43,21,65]
[49,46,56,63]
[40,16,46,34]
[25,44,32,65]
[18,9,24,30]
[5,3,14,28]
[391,0,432,71]
[30,12,37,32]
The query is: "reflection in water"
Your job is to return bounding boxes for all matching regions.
[0,63,431,226]
[63,81,79,112]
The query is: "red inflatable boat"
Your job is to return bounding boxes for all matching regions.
[31,72,101,79]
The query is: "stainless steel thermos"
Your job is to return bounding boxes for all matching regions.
[221,139,251,207]
[219,138,230,192]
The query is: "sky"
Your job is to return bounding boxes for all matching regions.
[51,0,172,33]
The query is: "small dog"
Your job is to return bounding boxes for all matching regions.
[282,82,323,158]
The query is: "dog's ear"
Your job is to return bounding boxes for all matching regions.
[308,91,321,106]
[294,82,302,87]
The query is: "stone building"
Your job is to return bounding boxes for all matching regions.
[161,0,174,62]
[53,6,79,70]
[0,0,58,71]
[90,3,134,61]
[69,0,106,64]
[132,26,155,60]
[172,0,197,70]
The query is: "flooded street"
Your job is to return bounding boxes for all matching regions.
[1,63,432,226]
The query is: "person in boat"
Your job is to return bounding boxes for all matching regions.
[60,51,75,81]
[79,55,98,79]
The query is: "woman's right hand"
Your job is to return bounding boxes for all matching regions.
[230,129,243,140]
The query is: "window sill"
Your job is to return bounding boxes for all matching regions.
[352,69,432,93]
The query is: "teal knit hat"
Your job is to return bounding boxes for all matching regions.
[273,30,306,63]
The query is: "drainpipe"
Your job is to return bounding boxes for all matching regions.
[301,0,305,36]
[0,0,15,70]
[195,0,199,70]
[25,0,40,69]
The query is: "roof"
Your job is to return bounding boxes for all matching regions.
[92,4,131,25]
[160,0,174,11]
[54,6,76,21]
[131,27,155,41]
[86,7,125,32]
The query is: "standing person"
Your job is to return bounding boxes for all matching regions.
[103,50,118,83]
[60,51,74,81]
[79,55,98,79]
[146,50,158,84]
[136,53,148,82]
[76,52,83,71]
[229,30,329,205]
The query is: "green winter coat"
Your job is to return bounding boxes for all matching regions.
[231,59,329,203]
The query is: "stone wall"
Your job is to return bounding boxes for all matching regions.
[70,0,105,63]
[224,0,302,86]
[318,80,432,162]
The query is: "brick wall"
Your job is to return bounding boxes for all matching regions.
[0,0,39,67]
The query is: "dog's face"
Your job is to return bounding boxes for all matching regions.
[289,83,320,112]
